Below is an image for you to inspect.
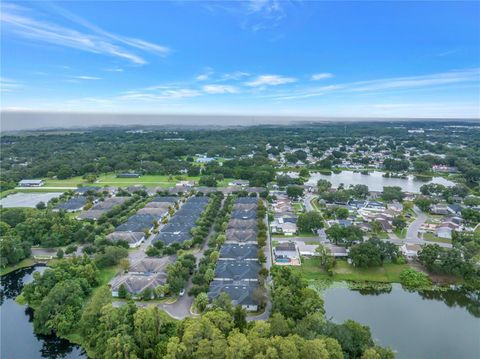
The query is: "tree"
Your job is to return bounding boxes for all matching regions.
[286,185,304,199]
[382,186,405,202]
[335,207,349,220]
[315,245,336,273]
[233,305,247,331]
[297,211,324,233]
[194,292,209,312]
[413,160,431,173]
[349,241,382,268]
[118,284,128,299]
[392,216,407,230]
[36,201,46,210]
[56,248,64,259]
[351,184,369,199]
[399,268,432,288]
[199,175,218,187]
[414,196,434,212]
[317,179,332,193]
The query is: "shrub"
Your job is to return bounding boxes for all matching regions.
[399,268,432,289]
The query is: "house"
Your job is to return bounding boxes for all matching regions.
[388,202,404,213]
[129,257,175,274]
[338,219,353,228]
[77,196,128,220]
[137,207,169,219]
[176,180,195,189]
[270,218,297,235]
[75,186,102,195]
[348,200,367,209]
[225,229,257,244]
[111,273,166,298]
[116,214,157,233]
[430,204,450,215]
[228,219,258,231]
[273,242,299,265]
[401,243,422,258]
[208,280,259,311]
[151,195,179,203]
[196,156,215,163]
[219,244,258,261]
[231,209,257,220]
[54,197,87,212]
[296,242,319,256]
[228,180,249,187]
[447,203,463,215]
[214,260,260,281]
[436,226,453,240]
[364,201,386,211]
[117,173,140,178]
[325,244,348,257]
[18,179,44,187]
[106,231,145,248]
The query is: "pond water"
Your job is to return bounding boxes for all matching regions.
[307,171,455,193]
[323,284,480,359]
[0,266,87,359]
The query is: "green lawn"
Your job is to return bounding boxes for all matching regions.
[423,232,452,244]
[41,174,235,188]
[0,258,36,276]
[292,259,410,283]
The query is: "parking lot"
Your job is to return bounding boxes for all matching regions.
[0,192,63,208]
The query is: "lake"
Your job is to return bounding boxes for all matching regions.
[0,266,87,359]
[307,171,455,193]
[323,283,480,359]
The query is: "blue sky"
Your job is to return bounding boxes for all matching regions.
[1,0,479,118]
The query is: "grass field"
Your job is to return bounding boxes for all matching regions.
[41,173,234,188]
[292,258,410,283]
[423,232,452,244]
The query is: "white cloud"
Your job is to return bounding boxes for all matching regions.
[245,74,296,87]
[104,68,124,72]
[202,84,238,94]
[118,88,202,101]
[196,67,214,81]
[311,73,334,81]
[73,76,102,80]
[349,69,479,92]
[1,3,169,65]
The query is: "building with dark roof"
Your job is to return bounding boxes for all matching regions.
[231,208,257,220]
[208,280,259,311]
[106,231,145,248]
[214,260,260,282]
[228,219,258,230]
[54,197,87,212]
[115,214,157,233]
[225,229,257,244]
[219,244,258,261]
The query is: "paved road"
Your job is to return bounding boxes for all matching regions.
[159,198,226,319]
[405,206,427,243]
[304,194,317,212]
[247,204,272,321]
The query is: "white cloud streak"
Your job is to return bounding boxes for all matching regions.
[311,73,334,81]
[245,74,296,87]
[1,3,170,65]
[73,76,102,80]
[202,84,238,94]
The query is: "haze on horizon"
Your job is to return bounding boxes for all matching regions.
[1,1,479,121]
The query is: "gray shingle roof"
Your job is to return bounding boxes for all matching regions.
[214,260,260,281]
[219,244,258,260]
[208,280,259,307]
[55,197,87,211]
